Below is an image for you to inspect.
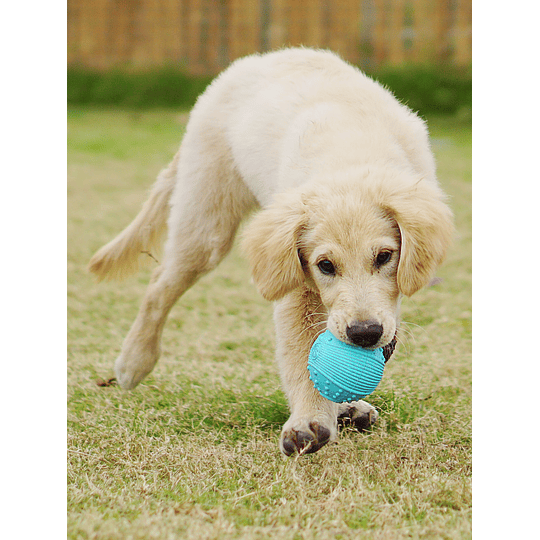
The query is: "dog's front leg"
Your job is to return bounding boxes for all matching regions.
[273,288,338,456]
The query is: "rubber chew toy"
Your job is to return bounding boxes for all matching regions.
[308,329,386,403]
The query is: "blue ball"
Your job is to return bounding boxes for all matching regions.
[308,329,385,403]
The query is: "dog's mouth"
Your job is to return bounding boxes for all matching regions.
[324,325,398,363]
[381,334,397,363]
[345,333,397,363]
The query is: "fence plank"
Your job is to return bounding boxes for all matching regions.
[67,0,471,73]
[387,0,406,65]
[454,0,472,66]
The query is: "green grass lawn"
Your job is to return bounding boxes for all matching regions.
[67,108,471,539]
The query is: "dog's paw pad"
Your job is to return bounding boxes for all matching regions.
[337,404,378,432]
[281,421,331,456]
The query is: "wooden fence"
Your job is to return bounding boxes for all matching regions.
[67,0,471,75]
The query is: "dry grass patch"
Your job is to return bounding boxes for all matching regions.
[68,109,471,539]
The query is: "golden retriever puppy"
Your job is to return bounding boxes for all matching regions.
[88,48,453,456]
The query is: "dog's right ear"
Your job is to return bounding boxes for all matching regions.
[241,191,307,301]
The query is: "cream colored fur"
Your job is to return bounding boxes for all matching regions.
[88,48,453,455]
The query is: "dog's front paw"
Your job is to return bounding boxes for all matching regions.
[337,400,379,431]
[280,418,336,456]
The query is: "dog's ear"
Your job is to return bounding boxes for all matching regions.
[242,192,307,301]
[382,181,454,297]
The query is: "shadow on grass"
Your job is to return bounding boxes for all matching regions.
[69,378,290,443]
[70,371,469,447]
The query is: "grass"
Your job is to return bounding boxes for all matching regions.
[67,108,471,539]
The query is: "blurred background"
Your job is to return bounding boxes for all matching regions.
[67,0,471,116]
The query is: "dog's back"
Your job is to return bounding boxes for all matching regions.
[186,48,436,205]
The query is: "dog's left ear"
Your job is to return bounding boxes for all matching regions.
[382,181,454,297]
[241,191,307,301]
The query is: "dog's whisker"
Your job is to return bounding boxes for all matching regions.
[400,321,428,343]
[299,320,328,339]
[400,321,424,332]
[395,322,422,356]
[397,326,414,343]
[395,334,412,356]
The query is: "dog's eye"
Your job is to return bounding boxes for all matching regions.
[375,251,392,267]
[317,260,336,276]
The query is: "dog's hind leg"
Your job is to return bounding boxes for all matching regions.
[115,139,257,389]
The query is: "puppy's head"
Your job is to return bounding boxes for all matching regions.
[242,169,454,348]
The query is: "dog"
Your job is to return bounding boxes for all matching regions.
[88,48,453,455]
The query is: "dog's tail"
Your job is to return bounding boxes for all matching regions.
[88,151,180,281]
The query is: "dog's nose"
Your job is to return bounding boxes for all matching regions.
[346,320,384,347]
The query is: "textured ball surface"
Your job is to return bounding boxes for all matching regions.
[308,329,385,403]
